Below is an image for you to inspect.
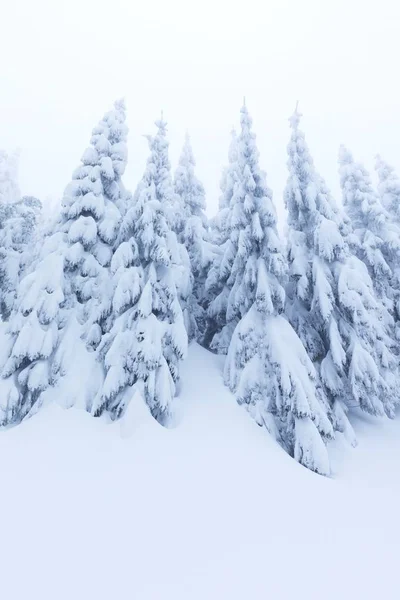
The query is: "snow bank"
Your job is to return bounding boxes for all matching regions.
[0,344,399,599]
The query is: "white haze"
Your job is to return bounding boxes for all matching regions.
[1,0,400,225]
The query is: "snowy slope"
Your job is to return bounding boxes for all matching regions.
[0,343,399,599]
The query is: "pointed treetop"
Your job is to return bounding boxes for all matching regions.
[178,131,195,168]
[288,101,302,130]
[154,111,167,135]
[240,102,252,132]
[114,98,126,112]
[338,144,353,165]
[375,154,396,181]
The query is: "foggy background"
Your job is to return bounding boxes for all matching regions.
[1,0,399,226]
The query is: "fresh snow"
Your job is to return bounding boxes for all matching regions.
[0,343,399,600]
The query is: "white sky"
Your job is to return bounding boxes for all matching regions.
[2,0,400,225]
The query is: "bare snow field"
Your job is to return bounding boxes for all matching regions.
[0,343,398,600]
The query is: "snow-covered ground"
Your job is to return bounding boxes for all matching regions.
[0,343,399,599]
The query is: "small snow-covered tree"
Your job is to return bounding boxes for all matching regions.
[216,104,333,474]
[141,114,183,234]
[205,128,242,350]
[0,100,128,425]
[174,133,217,341]
[285,109,398,437]
[0,150,42,320]
[375,155,400,219]
[93,117,188,424]
[0,150,20,205]
[210,128,238,245]
[338,146,400,319]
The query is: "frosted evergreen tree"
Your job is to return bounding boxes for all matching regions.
[214,103,333,474]
[136,116,192,333]
[93,117,188,424]
[60,98,128,349]
[338,146,400,318]
[140,114,183,234]
[174,133,217,341]
[0,150,20,205]
[210,128,238,245]
[0,100,128,425]
[205,128,240,349]
[0,150,42,320]
[375,155,400,220]
[285,108,398,437]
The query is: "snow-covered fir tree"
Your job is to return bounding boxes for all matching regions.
[375,154,400,221]
[93,116,188,424]
[60,98,128,349]
[0,100,128,425]
[285,108,398,437]
[210,128,238,246]
[140,114,183,234]
[338,146,400,319]
[212,104,333,474]
[205,129,242,350]
[0,151,42,320]
[0,150,20,205]
[174,133,217,341]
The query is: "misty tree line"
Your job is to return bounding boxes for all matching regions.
[0,99,399,475]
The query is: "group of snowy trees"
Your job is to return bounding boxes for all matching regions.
[1,99,400,476]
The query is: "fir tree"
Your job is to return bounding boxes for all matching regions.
[205,128,241,351]
[60,98,128,349]
[338,146,400,317]
[219,104,333,474]
[0,151,42,321]
[285,108,398,437]
[93,117,188,424]
[0,150,20,205]
[174,133,217,341]
[0,100,128,424]
[210,128,238,245]
[375,154,400,221]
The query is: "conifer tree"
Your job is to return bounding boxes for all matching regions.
[375,154,400,221]
[285,109,398,437]
[0,150,20,205]
[210,128,238,245]
[338,146,400,317]
[0,100,128,424]
[174,133,217,341]
[93,116,188,424]
[216,104,333,474]
[205,129,241,351]
[61,98,128,349]
[0,151,42,320]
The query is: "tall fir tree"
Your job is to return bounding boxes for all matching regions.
[93,117,188,424]
[61,98,128,349]
[285,109,398,438]
[375,154,400,220]
[0,151,42,321]
[0,100,128,425]
[210,128,238,245]
[0,150,20,205]
[205,128,243,352]
[212,104,333,474]
[174,133,217,341]
[338,146,400,319]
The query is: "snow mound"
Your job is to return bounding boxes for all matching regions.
[0,343,399,599]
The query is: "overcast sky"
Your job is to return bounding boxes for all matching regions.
[2,0,400,225]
